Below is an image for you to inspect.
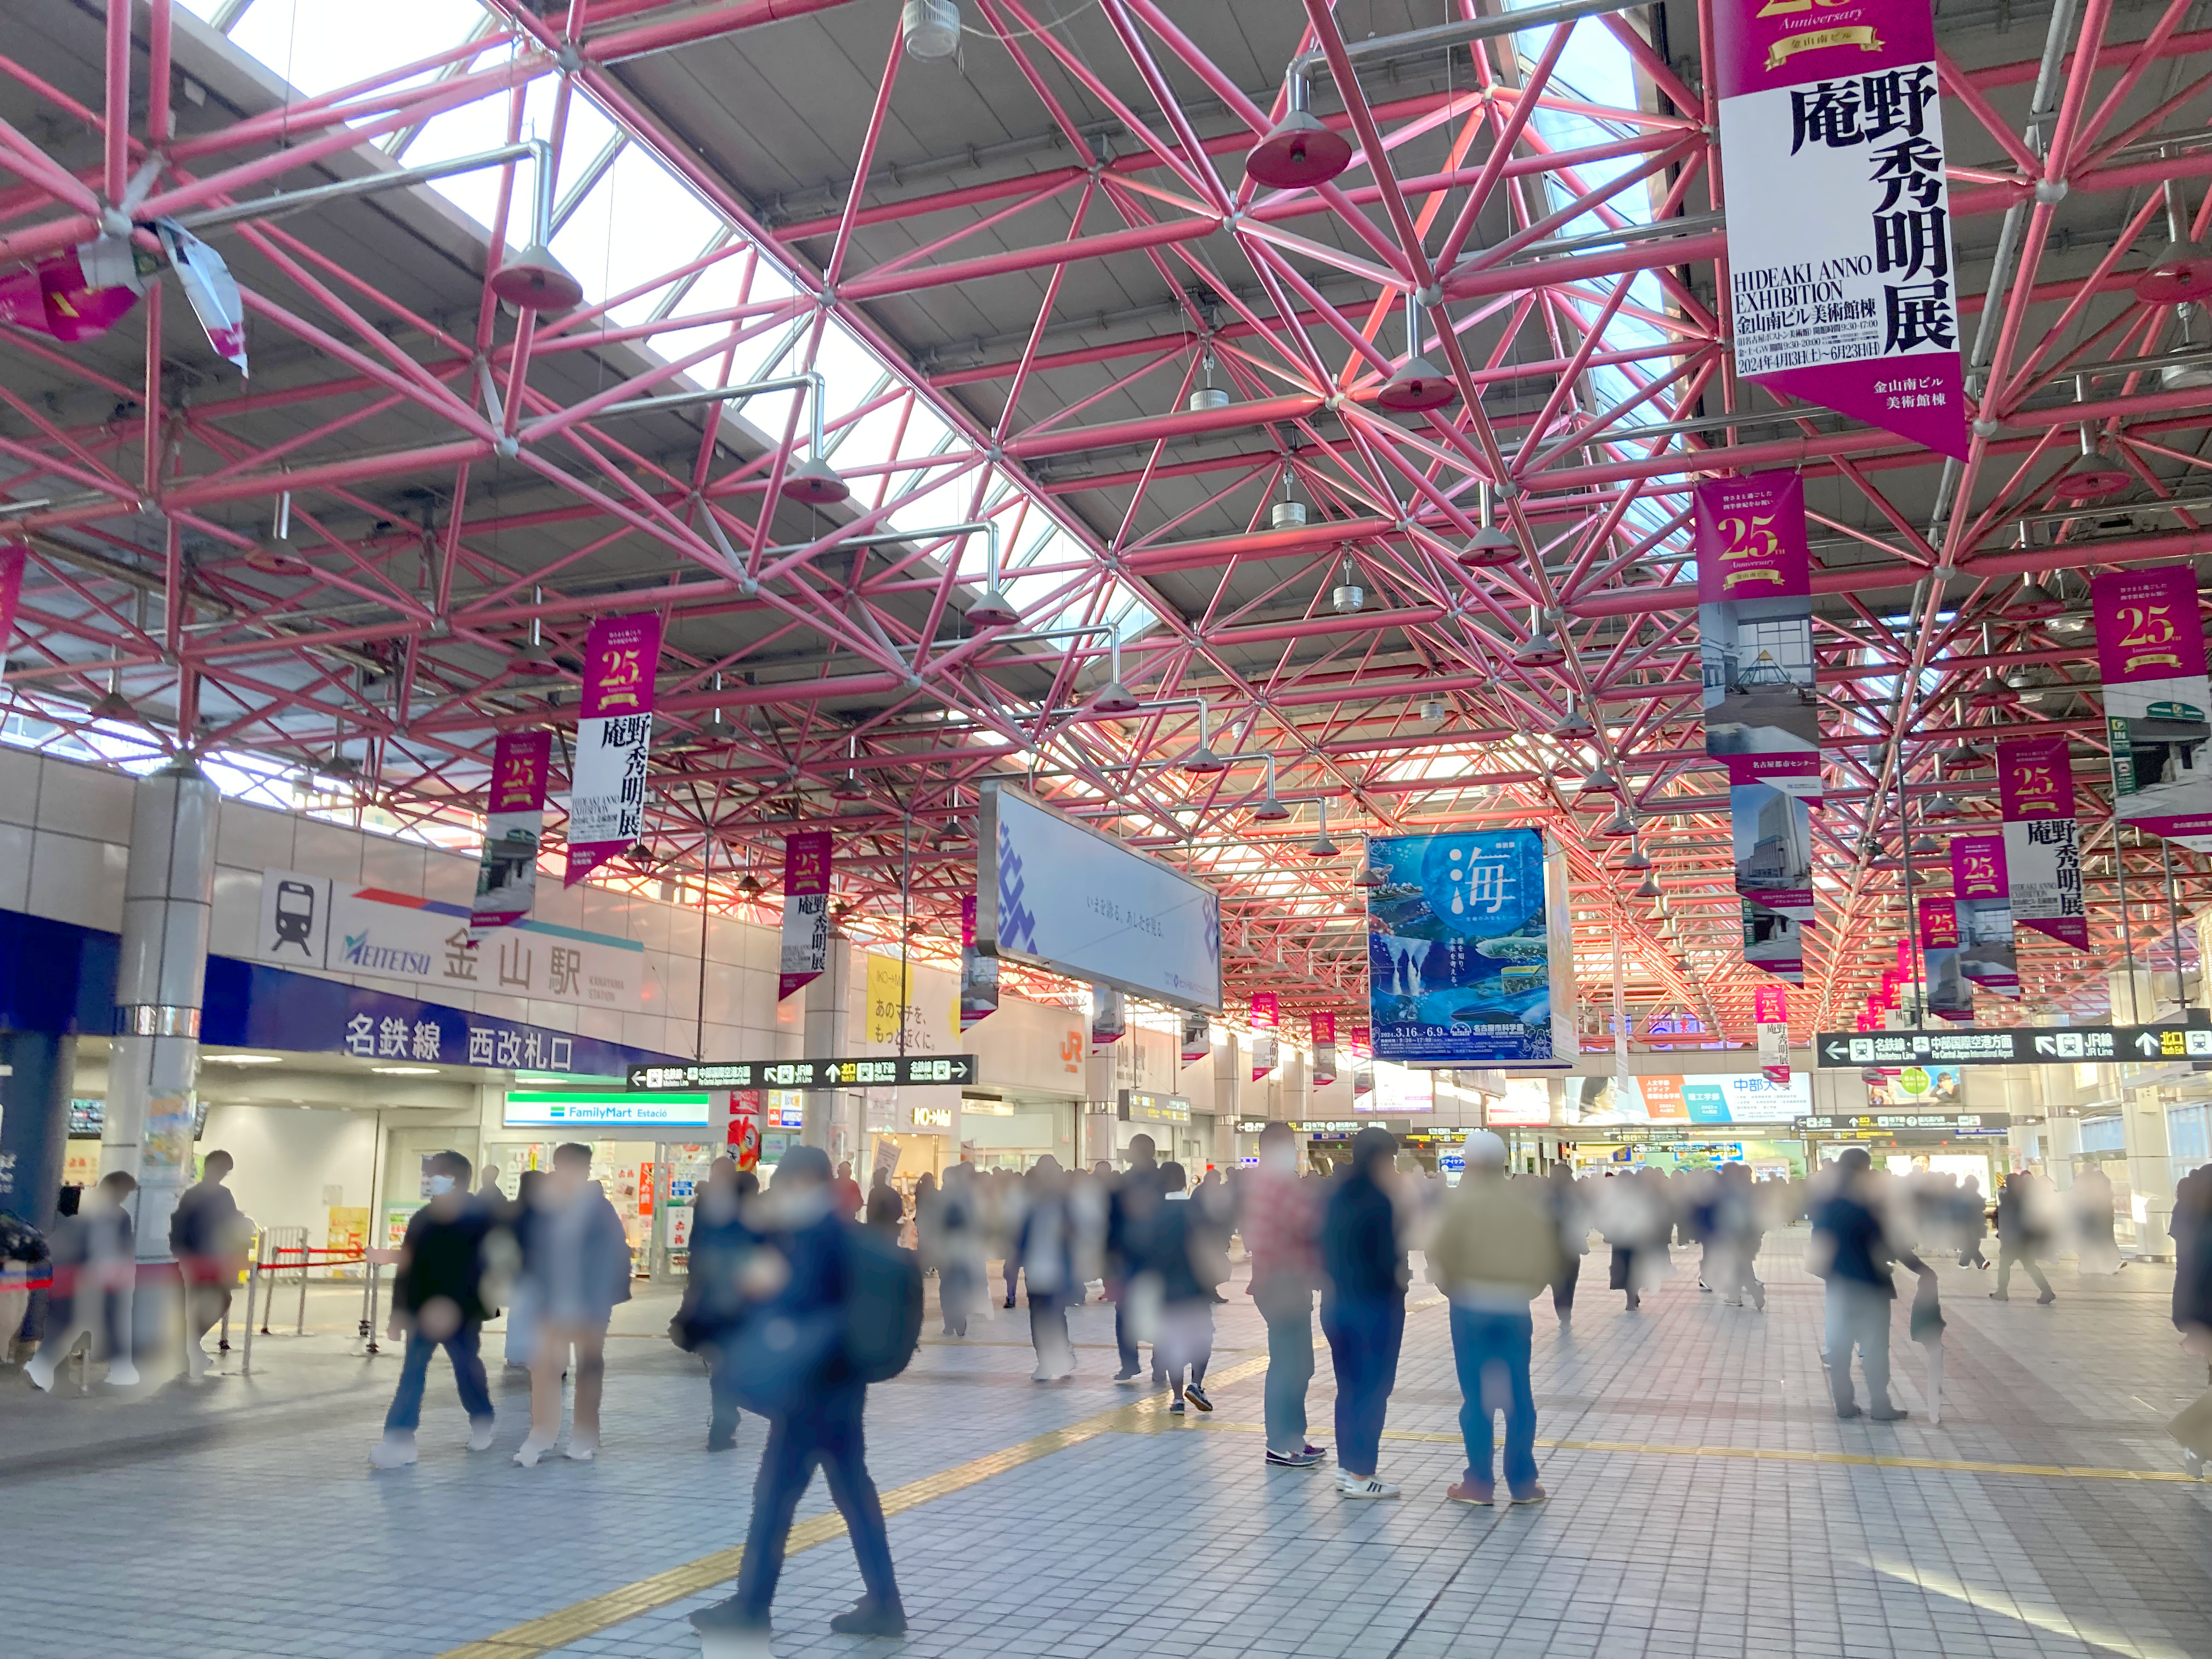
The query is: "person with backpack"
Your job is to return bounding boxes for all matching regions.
[691,1146,914,1651]
[370,1151,498,1466]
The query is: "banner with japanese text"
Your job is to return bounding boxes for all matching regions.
[776,829,832,1001]
[1950,833,2019,998]
[565,613,660,885]
[1754,983,1790,1084]
[1348,1024,1374,1099]
[469,730,551,938]
[1714,0,1967,457]
[1311,1010,1337,1088]
[0,542,24,693]
[1996,733,2088,949]
[1248,992,1279,1082]
[958,893,999,1032]
[1090,983,1126,1047]
[1918,895,1970,1020]
[2096,566,2212,849]
[1179,1007,1210,1065]
[1699,476,1818,984]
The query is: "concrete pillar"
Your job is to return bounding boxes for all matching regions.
[801,938,851,1155]
[0,1031,77,1237]
[102,759,218,1262]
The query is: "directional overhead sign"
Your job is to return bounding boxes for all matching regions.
[628,1055,978,1091]
[1814,1026,2212,1068]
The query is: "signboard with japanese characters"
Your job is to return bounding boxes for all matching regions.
[777,828,832,1001]
[1311,1011,1337,1088]
[1950,832,2019,998]
[253,867,642,1011]
[1816,1025,2212,1066]
[1714,0,1967,457]
[470,730,551,938]
[1248,992,1279,1082]
[1996,734,2087,950]
[2096,565,2212,849]
[565,612,661,885]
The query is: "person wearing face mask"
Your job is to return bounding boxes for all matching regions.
[370,1152,498,1468]
[511,1141,633,1466]
[1242,1122,1327,1468]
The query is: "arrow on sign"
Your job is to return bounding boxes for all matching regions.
[2136,1032,2162,1056]
[2033,1037,2055,1054]
[1822,1040,1850,1060]
[948,1059,973,1081]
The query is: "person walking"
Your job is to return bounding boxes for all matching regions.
[2072,1161,2123,1275]
[1320,1125,1409,1499]
[1243,1122,1327,1468]
[1105,1135,1164,1383]
[170,1149,249,1378]
[1149,1161,1225,1413]
[1991,1170,2057,1304]
[1713,1161,1768,1310]
[934,1162,985,1338]
[511,1142,633,1466]
[995,1167,1029,1310]
[1809,1147,1906,1421]
[24,1171,138,1392]
[831,1160,864,1223]
[1955,1174,1991,1268]
[504,1169,544,1372]
[676,1158,760,1453]
[476,1163,505,1207]
[689,1147,906,1649]
[1429,1131,1560,1505]
[864,1170,904,1235]
[369,1152,498,1466]
[2168,1163,2212,1477]
[1541,1161,1585,1325]
[1014,1155,1077,1381]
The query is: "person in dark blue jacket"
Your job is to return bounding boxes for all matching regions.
[1321,1126,1408,1499]
[691,1146,905,1650]
[678,1158,760,1452]
[1809,1147,1906,1421]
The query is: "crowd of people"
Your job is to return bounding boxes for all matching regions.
[9,1129,2212,1655]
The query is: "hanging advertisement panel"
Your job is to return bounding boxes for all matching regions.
[1754,983,1790,1084]
[0,542,24,695]
[1091,984,1127,1047]
[1179,1008,1210,1065]
[957,893,999,1032]
[1311,1011,1337,1088]
[1567,1071,1811,1126]
[469,730,551,939]
[1249,992,1279,1082]
[776,829,832,1002]
[1996,734,2088,949]
[1713,0,1967,458]
[1950,833,2019,998]
[2096,566,2212,850]
[977,785,1221,1011]
[565,613,660,885]
[1918,896,1971,1020]
[1365,827,1565,1066]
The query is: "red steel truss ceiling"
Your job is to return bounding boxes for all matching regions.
[2,0,2209,1043]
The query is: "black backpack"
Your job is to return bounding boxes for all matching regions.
[842,1220,922,1385]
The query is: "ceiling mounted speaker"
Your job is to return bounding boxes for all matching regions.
[1271,498,1309,530]
[783,456,850,505]
[2135,239,2212,302]
[1377,355,1457,413]
[488,244,583,313]
[901,0,961,60]
[1244,110,1352,190]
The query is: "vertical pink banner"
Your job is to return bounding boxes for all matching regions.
[1249,992,1279,1084]
[564,612,662,885]
[468,730,552,936]
[1310,1010,1337,1088]
[958,891,999,1031]
[2095,566,2212,849]
[1918,895,1971,1020]
[0,543,25,664]
[1753,985,1788,1025]
[1950,832,2019,998]
[776,828,833,1001]
[1996,734,2088,949]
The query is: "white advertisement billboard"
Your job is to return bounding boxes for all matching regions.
[977,786,1221,1012]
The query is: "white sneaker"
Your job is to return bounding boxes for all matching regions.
[563,1436,597,1462]
[513,1435,556,1468]
[1338,1474,1400,1500]
[23,1353,55,1393]
[467,1418,496,1452]
[369,1432,418,1469]
[103,1360,140,1387]
[187,1345,211,1379]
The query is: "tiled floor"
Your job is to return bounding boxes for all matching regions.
[3,1231,2208,1658]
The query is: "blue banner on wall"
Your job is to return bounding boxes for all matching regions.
[1365,828,1561,1065]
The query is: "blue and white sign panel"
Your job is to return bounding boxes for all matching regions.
[977,786,1221,1012]
[1367,827,1570,1067]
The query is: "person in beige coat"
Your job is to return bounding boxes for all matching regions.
[1427,1131,1561,1506]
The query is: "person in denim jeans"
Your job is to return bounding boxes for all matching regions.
[1320,1126,1408,1498]
[1243,1123,1327,1466]
[1427,1132,1561,1505]
[371,1149,498,1468]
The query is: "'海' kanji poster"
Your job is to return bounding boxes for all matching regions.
[1714,0,1968,458]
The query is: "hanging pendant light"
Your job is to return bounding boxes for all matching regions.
[900,0,961,59]
[783,456,851,505]
[1330,553,1365,615]
[1244,75,1352,189]
[1578,766,1619,798]
[1351,862,1385,888]
[1378,289,1458,414]
[2011,574,2062,619]
[1633,872,1661,900]
[1456,478,1516,568]
[1271,467,1308,530]
[246,487,308,574]
[2135,170,2212,302]
[2050,374,2130,502]
[1620,843,1651,872]
[1513,611,1566,668]
[1304,797,1339,858]
[1187,343,1231,412]
[1550,694,1595,742]
[1599,804,1637,838]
